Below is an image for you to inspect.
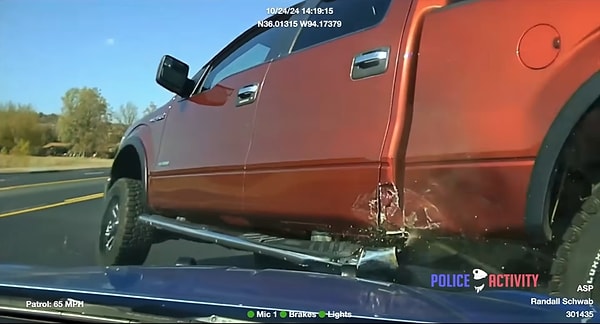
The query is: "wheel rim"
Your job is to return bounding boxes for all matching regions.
[101,198,120,252]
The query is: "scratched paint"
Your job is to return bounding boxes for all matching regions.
[352,182,441,245]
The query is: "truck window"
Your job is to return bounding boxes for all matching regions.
[292,0,392,52]
[202,16,292,91]
[208,44,271,88]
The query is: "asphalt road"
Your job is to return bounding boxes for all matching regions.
[0,169,253,268]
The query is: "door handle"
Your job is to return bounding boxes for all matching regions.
[351,47,390,80]
[354,50,388,67]
[237,84,259,107]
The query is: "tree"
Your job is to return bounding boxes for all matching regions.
[0,102,44,154]
[39,125,58,144]
[56,87,110,156]
[11,138,30,155]
[143,101,158,116]
[113,102,139,126]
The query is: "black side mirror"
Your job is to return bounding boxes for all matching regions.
[156,55,193,98]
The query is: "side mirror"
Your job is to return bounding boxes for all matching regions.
[156,55,193,98]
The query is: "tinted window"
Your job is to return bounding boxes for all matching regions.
[202,20,289,90]
[292,0,392,52]
[209,44,271,88]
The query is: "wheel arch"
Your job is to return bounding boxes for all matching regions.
[525,71,600,244]
[107,136,150,208]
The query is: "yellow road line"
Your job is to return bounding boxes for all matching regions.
[0,193,104,218]
[0,177,106,192]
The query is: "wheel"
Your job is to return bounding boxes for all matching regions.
[549,183,600,302]
[96,178,155,266]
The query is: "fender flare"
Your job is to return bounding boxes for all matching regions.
[525,71,600,244]
[108,136,150,208]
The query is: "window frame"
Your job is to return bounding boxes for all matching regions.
[289,0,393,53]
[191,2,310,96]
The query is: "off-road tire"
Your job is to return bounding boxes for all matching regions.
[96,178,155,266]
[549,183,600,301]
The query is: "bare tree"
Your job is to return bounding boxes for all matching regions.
[114,102,139,126]
[143,101,158,116]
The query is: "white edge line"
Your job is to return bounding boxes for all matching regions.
[0,283,434,323]
[83,172,105,175]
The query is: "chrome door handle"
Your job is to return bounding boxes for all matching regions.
[237,84,259,106]
[354,50,388,67]
[351,47,390,80]
[238,84,258,98]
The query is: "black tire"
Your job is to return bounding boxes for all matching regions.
[96,178,155,266]
[549,183,600,302]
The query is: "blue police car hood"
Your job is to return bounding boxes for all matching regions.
[0,264,596,323]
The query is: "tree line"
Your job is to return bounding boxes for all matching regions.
[0,87,158,157]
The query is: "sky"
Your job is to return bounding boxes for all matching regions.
[0,0,298,114]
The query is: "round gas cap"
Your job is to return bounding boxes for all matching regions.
[517,24,561,70]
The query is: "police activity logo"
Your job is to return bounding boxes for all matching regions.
[472,268,487,293]
[430,268,539,293]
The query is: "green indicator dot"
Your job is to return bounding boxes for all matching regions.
[319,310,327,318]
[280,311,288,318]
[247,310,255,318]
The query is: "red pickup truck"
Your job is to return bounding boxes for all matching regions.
[97,0,600,301]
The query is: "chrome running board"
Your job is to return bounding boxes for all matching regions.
[138,214,399,277]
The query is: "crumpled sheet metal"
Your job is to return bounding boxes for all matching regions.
[352,183,442,242]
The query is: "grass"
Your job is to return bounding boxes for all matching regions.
[0,155,113,172]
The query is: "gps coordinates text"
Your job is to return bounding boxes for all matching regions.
[257,20,342,29]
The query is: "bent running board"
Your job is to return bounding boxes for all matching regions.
[138,214,399,277]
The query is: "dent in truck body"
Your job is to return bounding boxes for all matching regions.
[374,0,450,238]
[352,182,441,242]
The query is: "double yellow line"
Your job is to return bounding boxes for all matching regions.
[0,177,106,218]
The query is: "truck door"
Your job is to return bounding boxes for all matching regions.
[244,0,411,226]
[150,14,294,216]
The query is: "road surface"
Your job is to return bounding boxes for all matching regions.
[0,169,253,268]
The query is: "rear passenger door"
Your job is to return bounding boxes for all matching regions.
[244,0,410,222]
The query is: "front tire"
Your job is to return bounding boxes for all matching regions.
[96,178,154,266]
[549,183,600,302]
